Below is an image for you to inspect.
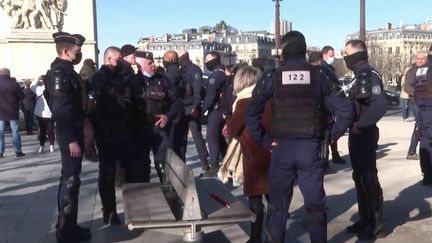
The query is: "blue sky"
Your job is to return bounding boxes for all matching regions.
[96,0,432,55]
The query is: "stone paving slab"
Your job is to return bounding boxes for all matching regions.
[1,110,432,243]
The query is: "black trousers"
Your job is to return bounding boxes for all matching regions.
[37,116,55,146]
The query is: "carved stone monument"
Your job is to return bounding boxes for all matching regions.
[0,0,97,80]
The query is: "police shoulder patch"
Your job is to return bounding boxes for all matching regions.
[209,78,216,85]
[372,85,381,95]
[194,73,201,79]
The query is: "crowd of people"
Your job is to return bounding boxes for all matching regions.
[1,29,432,243]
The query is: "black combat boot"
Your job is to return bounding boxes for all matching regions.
[357,172,383,240]
[346,172,368,234]
[99,167,121,225]
[419,149,432,185]
[247,196,264,243]
[56,176,91,242]
[154,160,166,183]
[102,209,121,225]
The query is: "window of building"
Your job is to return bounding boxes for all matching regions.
[388,47,392,54]
[396,46,400,54]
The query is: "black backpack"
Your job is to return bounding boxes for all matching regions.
[43,70,53,111]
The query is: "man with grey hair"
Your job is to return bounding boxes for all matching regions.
[413,45,432,186]
[403,51,428,161]
[0,68,25,158]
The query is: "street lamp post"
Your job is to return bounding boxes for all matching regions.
[360,0,366,41]
[273,0,282,66]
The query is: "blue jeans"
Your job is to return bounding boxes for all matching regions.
[401,98,410,119]
[0,120,23,153]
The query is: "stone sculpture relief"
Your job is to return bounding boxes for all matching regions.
[0,0,67,30]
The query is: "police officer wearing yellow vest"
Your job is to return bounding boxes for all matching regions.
[246,31,354,243]
[46,32,91,242]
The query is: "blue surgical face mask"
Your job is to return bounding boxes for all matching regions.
[326,56,335,65]
[143,71,152,77]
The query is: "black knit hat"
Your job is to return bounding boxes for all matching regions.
[281,30,307,59]
[120,44,136,57]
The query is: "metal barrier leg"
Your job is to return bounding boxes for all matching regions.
[183,222,204,242]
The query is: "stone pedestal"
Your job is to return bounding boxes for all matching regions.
[0,0,97,80]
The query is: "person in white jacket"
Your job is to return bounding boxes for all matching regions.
[30,75,55,153]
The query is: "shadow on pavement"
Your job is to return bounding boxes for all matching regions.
[380,181,432,237]
[376,142,397,160]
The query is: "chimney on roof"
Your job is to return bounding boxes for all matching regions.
[387,23,392,30]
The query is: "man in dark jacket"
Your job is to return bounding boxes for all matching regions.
[343,39,387,240]
[202,51,228,177]
[178,49,209,172]
[246,31,354,243]
[163,50,188,161]
[22,81,37,135]
[46,31,91,242]
[0,68,25,158]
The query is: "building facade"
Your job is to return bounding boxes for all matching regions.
[138,34,234,71]
[215,34,275,65]
[347,22,432,88]
[138,31,275,71]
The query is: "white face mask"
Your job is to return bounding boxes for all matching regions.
[326,57,335,65]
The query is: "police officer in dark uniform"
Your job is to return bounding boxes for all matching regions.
[118,44,137,82]
[414,45,432,185]
[162,51,188,161]
[47,32,91,242]
[89,46,137,225]
[131,51,171,183]
[342,39,387,240]
[178,49,209,171]
[246,31,354,243]
[202,51,228,177]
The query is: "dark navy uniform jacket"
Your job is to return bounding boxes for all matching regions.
[90,65,130,132]
[180,60,203,114]
[48,57,84,144]
[163,64,185,121]
[202,64,226,113]
[246,58,354,149]
[351,61,387,129]
[130,71,167,124]
[415,59,432,106]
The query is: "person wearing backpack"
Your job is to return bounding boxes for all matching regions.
[30,75,55,153]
